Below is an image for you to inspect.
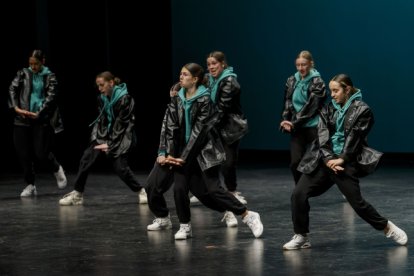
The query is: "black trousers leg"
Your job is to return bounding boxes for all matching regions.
[290,127,317,184]
[334,165,388,230]
[291,166,333,234]
[13,126,35,185]
[112,154,143,192]
[146,162,174,217]
[74,144,101,192]
[220,140,240,192]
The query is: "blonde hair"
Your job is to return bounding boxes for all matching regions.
[297,50,315,68]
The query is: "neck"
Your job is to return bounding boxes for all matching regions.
[186,86,197,98]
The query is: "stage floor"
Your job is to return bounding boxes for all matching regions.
[1,165,413,275]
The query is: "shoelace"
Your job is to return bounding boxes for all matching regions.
[245,214,258,227]
[387,229,402,239]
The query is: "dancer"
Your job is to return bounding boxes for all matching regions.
[146,63,263,239]
[280,50,326,185]
[283,74,407,250]
[8,49,67,196]
[59,71,147,205]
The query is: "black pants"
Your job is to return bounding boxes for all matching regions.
[174,163,247,223]
[291,164,388,234]
[73,144,142,193]
[290,127,318,184]
[221,140,240,192]
[146,162,174,218]
[14,124,60,185]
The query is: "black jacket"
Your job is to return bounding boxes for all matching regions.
[91,94,136,158]
[213,76,248,144]
[8,68,63,133]
[298,100,382,177]
[164,94,225,171]
[280,75,326,130]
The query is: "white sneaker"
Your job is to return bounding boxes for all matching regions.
[147,215,172,231]
[242,211,263,238]
[221,211,238,227]
[59,190,83,206]
[190,195,200,205]
[20,184,37,197]
[138,188,148,204]
[385,221,408,245]
[54,165,67,189]
[232,191,247,205]
[283,234,311,250]
[174,223,192,240]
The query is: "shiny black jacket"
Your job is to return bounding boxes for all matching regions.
[298,100,382,176]
[8,68,63,133]
[164,95,225,171]
[213,76,248,144]
[91,94,136,158]
[280,75,326,130]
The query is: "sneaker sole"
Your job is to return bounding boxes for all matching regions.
[147,225,173,231]
[283,243,312,250]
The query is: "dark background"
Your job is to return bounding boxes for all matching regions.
[1,0,173,173]
[1,0,413,176]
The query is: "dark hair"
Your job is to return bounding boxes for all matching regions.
[31,49,45,61]
[96,71,121,85]
[207,51,228,68]
[183,63,207,87]
[330,73,357,94]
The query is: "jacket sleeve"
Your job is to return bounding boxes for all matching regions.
[107,95,135,155]
[165,97,180,157]
[339,106,374,163]
[157,108,169,156]
[215,76,240,125]
[8,70,24,109]
[281,77,294,122]
[292,77,326,128]
[318,105,335,163]
[37,73,58,119]
[180,96,212,162]
[158,96,179,156]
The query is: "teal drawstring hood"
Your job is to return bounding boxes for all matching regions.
[89,83,128,132]
[331,90,363,155]
[208,67,237,103]
[28,66,51,112]
[292,68,321,127]
[178,85,210,143]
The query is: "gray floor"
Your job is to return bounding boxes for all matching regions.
[0,165,413,275]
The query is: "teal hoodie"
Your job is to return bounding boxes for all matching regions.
[292,69,321,127]
[90,83,128,132]
[208,67,237,103]
[178,85,210,143]
[331,90,363,155]
[28,66,52,112]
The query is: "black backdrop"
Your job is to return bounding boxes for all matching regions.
[1,0,173,173]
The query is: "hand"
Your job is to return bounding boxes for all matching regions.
[165,156,185,167]
[156,155,167,165]
[170,82,180,97]
[280,120,293,132]
[326,158,345,174]
[94,143,109,152]
[15,107,38,119]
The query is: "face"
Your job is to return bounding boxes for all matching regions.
[207,57,224,78]
[179,67,197,89]
[29,57,43,73]
[96,77,114,96]
[329,81,349,105]
[295,57,311,78]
